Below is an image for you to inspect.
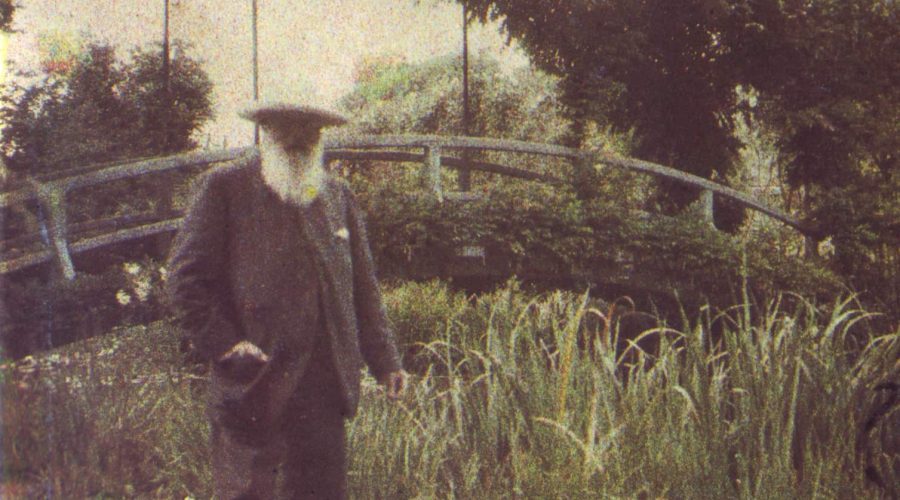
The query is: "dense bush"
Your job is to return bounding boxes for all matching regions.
[0,257,166,358]
[348,163,841,311]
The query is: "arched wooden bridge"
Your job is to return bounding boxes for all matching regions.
[0,134,815,281]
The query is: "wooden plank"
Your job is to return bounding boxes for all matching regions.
[0,219,183,275]
[326,134,581,158]
[0,249,54,274]
[54,147,251,192]
[68,218,183,254]
[0,148,250,208]
[326,150,562,184]
[1,212,170,254]
[592,153,816,236]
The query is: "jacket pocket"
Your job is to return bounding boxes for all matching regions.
[214,354,268,385]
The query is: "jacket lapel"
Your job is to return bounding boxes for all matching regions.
[296,180,349,293]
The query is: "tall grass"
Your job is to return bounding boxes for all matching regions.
[1,324,211,498]
[2,280,898,498]
[352,282,899,498]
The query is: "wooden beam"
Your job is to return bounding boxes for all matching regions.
[69,218,182,254]
[325,134,581,158]
[0,219,183,275]
[325,150,562,184]
[0,148,250,208]
[592,152,816,236]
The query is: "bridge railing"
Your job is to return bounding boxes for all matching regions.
[0,134,814,279]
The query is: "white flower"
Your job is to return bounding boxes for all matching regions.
[158,266,168,281]
[116,289,132,306]
[134,278,152,302]
[818,237,835,258]
[123,262,141,275]
[334,227,350,240]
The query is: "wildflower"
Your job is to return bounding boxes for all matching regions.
[123,262,141,275]
[134,278,152,302]
[116,289,132,306]
[159,266,168,281]
[818,237,835,258]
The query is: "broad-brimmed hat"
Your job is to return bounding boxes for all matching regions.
[240,102,348,129]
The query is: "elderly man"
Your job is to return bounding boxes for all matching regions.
[166,103,405,499]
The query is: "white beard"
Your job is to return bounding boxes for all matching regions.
[259,140,326,206]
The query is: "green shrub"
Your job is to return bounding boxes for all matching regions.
[1,258,167,358]
[382,279,471,372]
[350,165,841,311]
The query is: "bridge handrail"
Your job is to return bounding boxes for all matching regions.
[324,133,581,158]
[0,147,252,208]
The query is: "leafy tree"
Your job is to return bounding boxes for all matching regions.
[339,53,639,199]
[0,0,13,32]
[456,0,745,215]
[341,54,571,143]
[1,40,213,176]
[119,44,214,154]
[453,0,899,314]
[723,1,899,309]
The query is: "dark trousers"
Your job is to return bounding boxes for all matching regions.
[211,338,348,500]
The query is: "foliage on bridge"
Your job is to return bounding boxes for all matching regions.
[348,161,838,309]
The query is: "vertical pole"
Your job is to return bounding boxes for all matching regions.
[424,145,443,201]
[701,189,714,226]
[163,0,170,93]
[252,0,260,146]
[37,185,75,281]
[162,0,171,151]
[459,4,471,191]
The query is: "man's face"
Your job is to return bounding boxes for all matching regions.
[262,120,322,156]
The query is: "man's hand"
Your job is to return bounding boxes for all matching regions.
[378,370,407,400]
[216,341,269,384]
[218,340,269,363]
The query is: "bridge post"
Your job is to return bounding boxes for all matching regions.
[700,189,714,226]
[36,184,75,280]
[423,145,443,201]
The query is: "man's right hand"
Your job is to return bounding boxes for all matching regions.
[218,340,269,363]
[215,340,269,384]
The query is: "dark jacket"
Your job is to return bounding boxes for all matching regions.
[166,153,401,418]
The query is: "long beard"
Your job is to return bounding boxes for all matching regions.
[259,141,326,206]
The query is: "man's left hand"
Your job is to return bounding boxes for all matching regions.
[379,370,407,400]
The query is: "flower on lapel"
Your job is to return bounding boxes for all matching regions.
[301,184,319,203]
[334,227,350,240]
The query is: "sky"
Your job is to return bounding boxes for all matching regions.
[3,0,529,147]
